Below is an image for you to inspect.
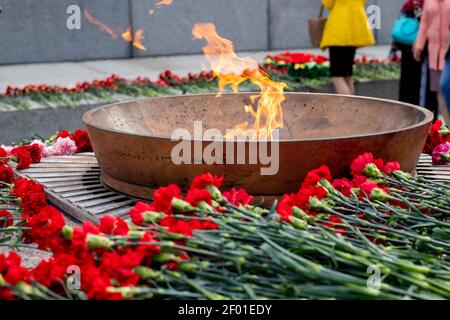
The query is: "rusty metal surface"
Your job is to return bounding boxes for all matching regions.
[83,93,434,199]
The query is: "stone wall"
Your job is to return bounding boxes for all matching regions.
[0,0,130,64]
[0,0,404,65]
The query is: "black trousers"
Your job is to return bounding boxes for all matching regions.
[399,45,438,120]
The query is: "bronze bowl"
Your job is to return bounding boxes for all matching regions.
[83,93,433,199]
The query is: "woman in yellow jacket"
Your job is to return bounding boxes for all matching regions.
[321,0,376,95]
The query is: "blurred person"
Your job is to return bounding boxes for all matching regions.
[389,0,439,119]
[439,25,450,123]
[414,0,450,121]
[320,0,375,95]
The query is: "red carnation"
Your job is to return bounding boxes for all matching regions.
[11,178,47,218]
[11,146,32,170]
[73,129,93,153]
[332,178,353,196]
[0,210,13,228]
[31,254,77,291]
[0,166,14,185]
[0,252,30,300]
[383,161,401,174]
[301,165,332,188]
[424,120,444,154]
[0,148,7,165]
[99,215,129,236]
[99,251,143,287]
[130,201,154,226]
[276,195,295,222]
[223,188,253,206]
[151,184,182,214]
[56,129,74,141]
[160,216,217,237]
[190,173,224,190]
[185,189,212,207]
[28,206,65,250]
[359,180,379,197]
[350,153,374,176]
[25,144,42,163]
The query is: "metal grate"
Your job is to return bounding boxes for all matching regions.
[416,154,450,182]
[13,153,137,223]
[11,153,450,223]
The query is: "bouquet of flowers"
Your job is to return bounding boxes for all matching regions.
[423,120,450,165]
[263,52,330,78]
[1,144,449,300]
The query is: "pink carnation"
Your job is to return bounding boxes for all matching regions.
[432,142,450,165]
[44,137,77,157]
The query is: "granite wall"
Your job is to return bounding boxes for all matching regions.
[0,0,404,64]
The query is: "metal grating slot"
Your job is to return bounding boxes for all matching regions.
[11,153,449,224]
[12,153,138,223]
[416,154,450,182]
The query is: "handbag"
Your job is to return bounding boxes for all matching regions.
[308,5,327,48]
[391,16,420,46]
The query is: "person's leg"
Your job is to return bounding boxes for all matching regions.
[400,47,422,104]
[343,47,357,95]
[331,77,352,94]
[344,76,355,95]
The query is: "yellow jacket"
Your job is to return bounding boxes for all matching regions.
[320,0,375,49]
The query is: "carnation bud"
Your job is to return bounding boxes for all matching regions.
[198,201,214,212]
[108,286,139,299]
[86,234,114,250]
[351,188,360,197]
[291,217,308,230]
[153,253,181,263]
[370,188,391,202]
[207,185,223,202]
[127,230,146,238]
[439,127,450,135]
[142,211,166,223]
[292,206,308,219]
[394,170,412,180]
[178,262,200,273]
[235,256,246,265]
[363,163,382,178]
[134,266,165,282]
[171,198,195,213]
[161,231,186,241]
[308,196,330,212]
[319,178,334,192]
[16,281,46,298]
[61,225,73,240]
[249,206,268,216]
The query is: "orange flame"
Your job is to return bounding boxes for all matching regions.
[156,0,173,6]
[121,27,147,51]
[192,23,286,140]
[84,9,118,39]
[121,27,133,42]
[132,29,147,51]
